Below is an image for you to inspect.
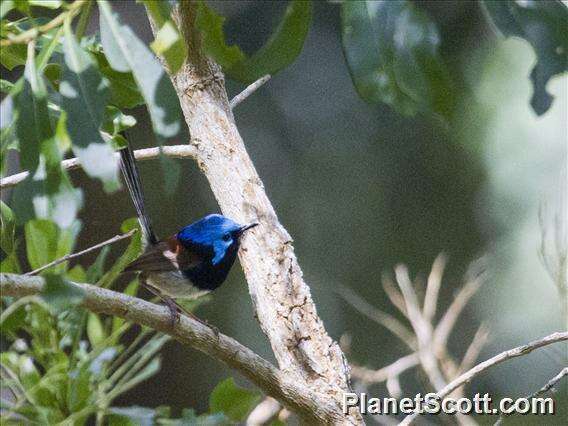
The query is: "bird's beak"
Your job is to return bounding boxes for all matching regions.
[239,222,259,234]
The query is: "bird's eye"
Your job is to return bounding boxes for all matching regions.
[222,233,231,242]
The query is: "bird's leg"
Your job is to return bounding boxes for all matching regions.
[139,274,179,328]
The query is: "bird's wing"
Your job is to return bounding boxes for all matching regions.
[124,236,202,273]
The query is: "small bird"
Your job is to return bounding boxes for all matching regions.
[119,145,258,325]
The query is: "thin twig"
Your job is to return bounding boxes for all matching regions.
[0,145,197,189]
[336,284,416,349]
[351,353,419,385]
[0,273,344,424]
[246,397,282,426]
[1,0,86,47]
[24,229,137,276]
[382,276,408,318]
[229,75,271,109]
[434,275,483,349]
[494,367,568,425]
[399,332,568,425]
[458,324,490,375]
[423,254,447,322]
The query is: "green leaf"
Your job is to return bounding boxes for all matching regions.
[15,43,53,173]
[209,377,261,422]
[482,0,568,115]
[102,105,137,137]
[0,44,26,70]
[108,406,158,426]
[92,49,145,109]
[98,0,181,138]
[29,0,62,9]
[0,79,15,94]
[143,0,187,74]
[341,0,454,119]
[60,19,119,192]
[196,0,311,83]
[86,245,110,283]
[25,219,58,270]
[66,264,87,282]
[67,364,92,413]
[0,201,16,255]
[24,219,79,273]
[87,313,106,347]
[0,0,15,19]
[98,218,142,288]
[41,273,85,312]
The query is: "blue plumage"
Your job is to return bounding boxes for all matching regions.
[119,146,257,323]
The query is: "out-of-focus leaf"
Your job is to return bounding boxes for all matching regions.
[41,273,85,312]
[66,264,86,282]
[67,364,91,413]
[102,106,137,137]
[158,409,228,425]
[18,355,41,389]
[196,0,311,83]
[143,0,186,74]
[209,377,261,422]
[98,0,181,138]
[24,219,79,273]
[15,44,53,173]
[482,0,568,115]
[25,219,58,270]
[1,201,16,255]
[0,0,14,19]
[54,221,80,272]
[28,0,62,9]
[0,79,15,94]
[341,0,454,119]
[108,406,158,426]
[87,313,106,347]
[92,49,145,109]
[0,44,26,70]
[43,63,61,90]
[89,347,117,375]
[86,245,110,283]
[98,218,142,288]
[60,19,119,192]
[0,300,27,333]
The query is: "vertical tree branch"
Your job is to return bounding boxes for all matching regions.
[152,2,361,423]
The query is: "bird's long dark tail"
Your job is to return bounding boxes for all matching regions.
[119,144,158,245]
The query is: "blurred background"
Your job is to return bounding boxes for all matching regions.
[3,0,566,422]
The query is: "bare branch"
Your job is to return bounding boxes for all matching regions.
[246,397,282,426]
[230,75,271,109]
[0,273,345,424]
[423,254,447,322]
[162,2,360,423]
[399,332,568,425]
[458,324,490,376]
[382,276,408,318]
[25,230,137,276]
[0,145,197,190]
[351,353,419,385]
[336,285,416,349]
[434,274,483,349]
[494,367,568,425]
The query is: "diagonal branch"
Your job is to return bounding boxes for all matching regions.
[25,229,137,276]
[158,2,361,423]
[494,367,568,425]
[0,145,197,190]
[0,273,340,424]
[399,331,568,425]
[0,74,269,191]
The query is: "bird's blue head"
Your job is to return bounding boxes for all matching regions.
[176,214,258,265]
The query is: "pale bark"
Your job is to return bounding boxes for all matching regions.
[157,2,361,423]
